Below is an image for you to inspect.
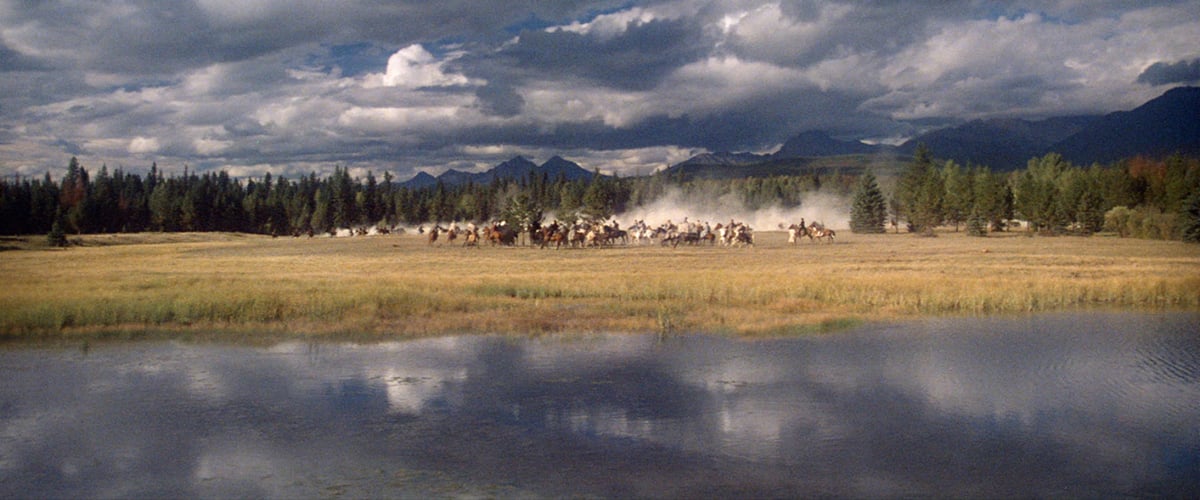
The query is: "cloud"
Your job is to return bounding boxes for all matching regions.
[128,136,160,154]
[0,41,47,72]
[0,1,1197,180]
[367,45,474,89]
[493,15,713,91]
[1137,57,1200,85]
[722,2,930,69]
[474,82,526,117]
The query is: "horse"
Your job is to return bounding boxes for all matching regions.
[535,221,561,249]
[546,226,567,249]
[585,228,604,247]
[808,222,836,243]
[463,228,479,247]
[499,230,517,246]
[629,220,654,245]
[486,223,517,246]
[787,223,810,244]
[605,227,628,246]
[733,226,754,246]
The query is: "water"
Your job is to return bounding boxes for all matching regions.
[1,313,1197,498]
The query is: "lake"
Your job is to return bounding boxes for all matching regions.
[1,313,1197,498]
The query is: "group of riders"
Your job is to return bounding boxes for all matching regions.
[419,216,835,248]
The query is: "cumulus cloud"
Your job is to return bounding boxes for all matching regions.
[367,45,474,89]
[0,1,1196,180]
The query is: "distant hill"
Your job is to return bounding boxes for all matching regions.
[661,114,1098,177]
[897,116,1097,170]
[540,155,597,181]
[401,87,1197,186]
[773,130,886,158]
[403,171,439,189]
[895,86,1199,169]
[662,153,908,181]
[1049,86,1200,165]
[475,156,539,184]
[664,143,906,181]
[401,155,595,188]
[671,152,767,169]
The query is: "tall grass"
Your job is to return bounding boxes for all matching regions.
[0,231,1197,339]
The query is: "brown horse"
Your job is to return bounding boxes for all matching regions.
[808,223,836,243]
[484,223,517,246]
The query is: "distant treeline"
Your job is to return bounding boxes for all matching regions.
[874,146,1200,241]
[2,150,1198,243]
[0,157,848,239]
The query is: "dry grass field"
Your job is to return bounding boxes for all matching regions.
[1,230,1198,340]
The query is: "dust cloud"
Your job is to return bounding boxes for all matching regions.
[616,188,850,231]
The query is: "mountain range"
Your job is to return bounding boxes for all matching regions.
[769,86,1198,170]
[402,155,596,188]
[403,86,1199,186]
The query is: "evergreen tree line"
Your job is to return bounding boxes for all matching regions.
[851,144,1200,242]
[4,148,1198,243]
[0,157,844,240]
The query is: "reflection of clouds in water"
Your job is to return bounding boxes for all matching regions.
[263,337,477,414]
[828,314,1200,495]
[0,313,1196,498]
[0,411,46,474]
[520,333,658,372]
[880,315,1199,431]
[380,366,466,414]
[563,407,655,440]
[193,437,280,497]
[674,346,810,459]
[715,398,783,453]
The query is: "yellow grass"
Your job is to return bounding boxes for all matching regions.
[1,230,1198,340]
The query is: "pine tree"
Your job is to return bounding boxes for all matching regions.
[331,166,356,229]
[148,181,177,231]
[1182,192,1200,243]
[47,211,69,247]
[363,171,379,224]
[898,143,943,234]
[311,185,333,233]
[912,169,945,235]
[1015,153,1068,232]
[941,161,971,231]
[581,170,614,221]
[966,209,987,237]
[1075,188,1105,235]
[850,170,888,234]
[501,193,541,231]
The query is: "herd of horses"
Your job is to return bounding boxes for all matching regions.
[419,217,836,248]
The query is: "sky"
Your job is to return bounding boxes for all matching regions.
[1,1,1198,182]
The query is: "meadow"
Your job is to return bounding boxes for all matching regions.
[1,230,1198,341]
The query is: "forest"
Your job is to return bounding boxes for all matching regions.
[2,148,1199,245]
